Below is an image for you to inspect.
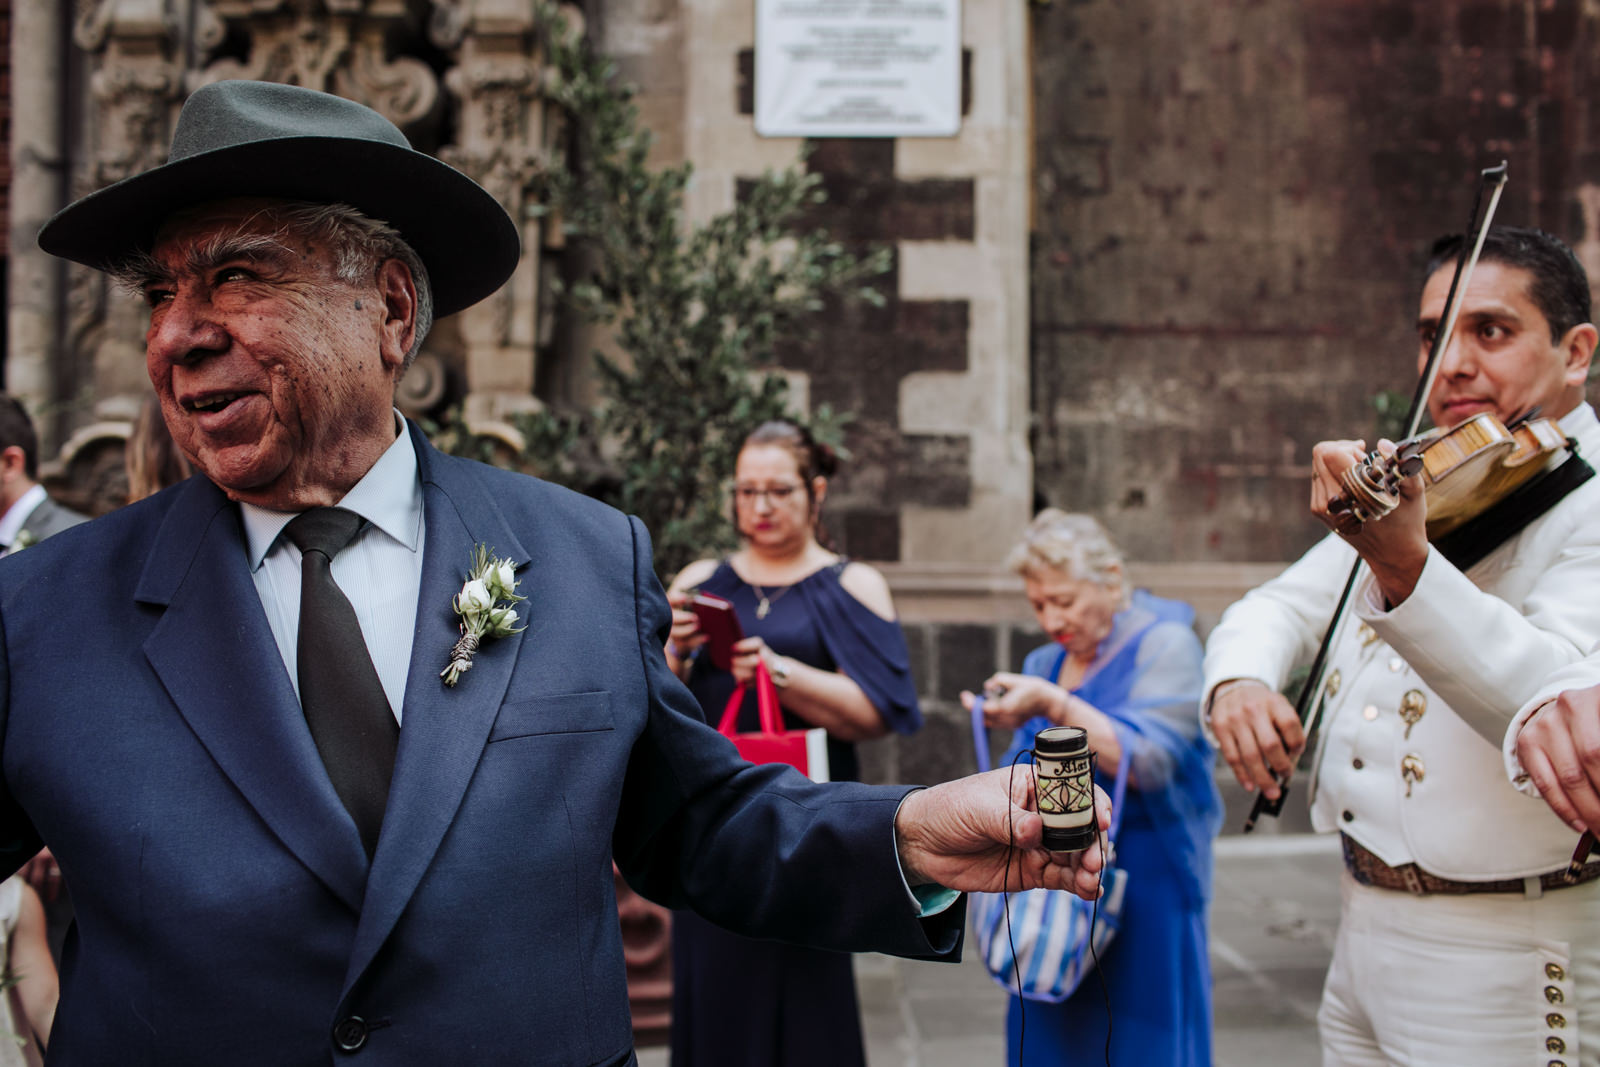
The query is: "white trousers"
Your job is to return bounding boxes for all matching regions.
[1320,869,1600,1066]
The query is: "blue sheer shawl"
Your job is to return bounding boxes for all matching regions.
[1000,590,1222,905]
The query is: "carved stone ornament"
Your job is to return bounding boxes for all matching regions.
[198,1,438,130]
[74,1,186,190]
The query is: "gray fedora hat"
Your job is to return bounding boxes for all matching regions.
[38,80,520,319]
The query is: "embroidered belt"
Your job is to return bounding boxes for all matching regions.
[1341,834,1600,896]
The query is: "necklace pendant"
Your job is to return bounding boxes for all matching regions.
[756,597,771,619]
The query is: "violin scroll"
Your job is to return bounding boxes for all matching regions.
[1329,442,1426,526]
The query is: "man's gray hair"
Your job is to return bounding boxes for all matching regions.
[113,200,435,370]
[1005,508,1128,593]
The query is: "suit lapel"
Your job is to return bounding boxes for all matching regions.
[345,429,533,988]
[137,478,369,911]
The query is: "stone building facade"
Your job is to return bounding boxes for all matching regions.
[11,0,1600,1043]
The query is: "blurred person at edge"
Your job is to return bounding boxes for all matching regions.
[125,391,192,504]
[0,871,57,1066]
[0,396,86,554]
[1205,227,1600,1066]
[962,510,1220,1066]
[664,419,922,1067]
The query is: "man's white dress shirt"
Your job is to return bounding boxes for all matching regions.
[239,422,425,721]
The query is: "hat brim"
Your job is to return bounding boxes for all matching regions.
[38,136,521,319]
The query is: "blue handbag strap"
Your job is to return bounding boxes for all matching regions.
[970,696,1130,842]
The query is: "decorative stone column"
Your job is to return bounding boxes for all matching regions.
[432,0,559,427]
[8,0,69,431]
[65,0,189,429]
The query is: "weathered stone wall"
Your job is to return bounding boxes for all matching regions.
[1030,0,1600,565]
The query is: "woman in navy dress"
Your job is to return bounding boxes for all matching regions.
[963,510,1221,1065]
[664,420,921,1067]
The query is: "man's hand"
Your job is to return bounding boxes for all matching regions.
[1310,438,1429,606]
[894,768,1111,901]
[1516,685,1600,834]
[1210,680,1302,799]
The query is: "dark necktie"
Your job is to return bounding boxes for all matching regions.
[283,507,399,858]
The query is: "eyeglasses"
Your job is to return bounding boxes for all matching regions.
[733,484,804,505]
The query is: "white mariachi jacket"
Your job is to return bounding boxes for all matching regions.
[1203,403,1600,880]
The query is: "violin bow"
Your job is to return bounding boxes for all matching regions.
[1572,830,1597,877]
[1243,161,1509,832]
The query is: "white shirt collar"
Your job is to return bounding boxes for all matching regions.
[0,484,48,547]
[238,415,423,570]
[1557,401,1596,437]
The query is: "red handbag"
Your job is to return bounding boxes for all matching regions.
[717,661,831,782]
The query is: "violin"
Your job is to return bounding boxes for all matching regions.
[1330,409,1572,538]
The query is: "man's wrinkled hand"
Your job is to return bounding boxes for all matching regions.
[893,768,1111,902]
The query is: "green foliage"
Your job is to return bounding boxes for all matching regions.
[454,5,887,579]
[1371,388,1411,443]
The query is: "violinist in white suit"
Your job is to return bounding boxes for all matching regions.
[1204,226,1600,1066]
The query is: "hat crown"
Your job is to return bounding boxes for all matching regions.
[170,80,410,163]
[40,79,520,318]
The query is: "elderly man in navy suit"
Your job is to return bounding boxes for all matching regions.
[7,81,1108,1064]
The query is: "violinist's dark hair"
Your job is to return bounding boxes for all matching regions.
[1426,226,1592,342]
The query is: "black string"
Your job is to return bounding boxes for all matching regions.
[1089,810,1112,1065]
[1001,748,1113,1067]
[1005,749,1028,1066]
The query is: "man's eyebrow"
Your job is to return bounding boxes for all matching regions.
[181,231,295,276]
[1417,302,1519,332]
[114,227,297,297]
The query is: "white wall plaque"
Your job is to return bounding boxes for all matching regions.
[755,0,962,138]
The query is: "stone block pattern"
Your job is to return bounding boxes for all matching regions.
[738,137,978,561]
[1029,0,1600,564]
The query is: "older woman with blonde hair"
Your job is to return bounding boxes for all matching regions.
[964,509,1220,1065]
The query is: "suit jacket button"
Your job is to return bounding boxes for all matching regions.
[333,1017,369,1052]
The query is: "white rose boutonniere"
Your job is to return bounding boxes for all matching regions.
[440,544,526,687]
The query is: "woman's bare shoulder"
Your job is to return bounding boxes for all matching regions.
[669,557,721,594]
[837,561,896,621]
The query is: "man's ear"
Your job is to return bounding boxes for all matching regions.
[376,258,418,374]
[0,446,27,482]
[1561,322,1598,386]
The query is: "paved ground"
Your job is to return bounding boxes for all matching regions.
[641,831,1343,1066]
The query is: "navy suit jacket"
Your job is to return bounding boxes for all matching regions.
[0,424,959,1065]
